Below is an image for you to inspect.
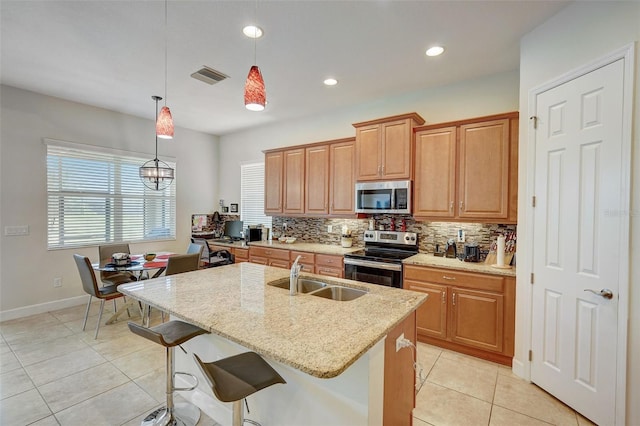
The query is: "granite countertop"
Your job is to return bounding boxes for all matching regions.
[118,263,426,379]
[247,240,361,256]
[403,253,516,277]
[206,239,250,249]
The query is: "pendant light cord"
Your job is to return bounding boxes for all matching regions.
[253,0,257,65]
[154,97,160,161]
[164,0,168,106]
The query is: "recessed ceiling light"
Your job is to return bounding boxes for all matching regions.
[426,46,445,57]
[323,78,338,86]
[243,25,263,39]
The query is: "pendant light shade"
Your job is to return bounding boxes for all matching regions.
[244,65,266,111]
[156,105,174,139]
[140,96,174,191]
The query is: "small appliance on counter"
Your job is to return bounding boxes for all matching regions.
[445,239,457,259]
[463,242,480,262]
[246,227,263,242]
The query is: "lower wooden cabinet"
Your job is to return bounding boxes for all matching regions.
[315,254,343,278]
[208,245,249,264]
[249,246,290,268]
[404,264,514,365]
[290,250,315,273]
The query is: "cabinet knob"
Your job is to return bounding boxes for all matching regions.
[442,275,456,281]
[441,291,446,304]
[450,201,454,212]
[459,201,464,212]
[452,292,456,306]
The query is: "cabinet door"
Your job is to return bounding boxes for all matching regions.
[405,280,448,340]
[355,125,381,181]
[305,145,329,215]
[450,287,504,353]
[414,127,457,218]
[283,148,305,214]
[381,119,411,179]
[329,140,355,215]
[264,151,283,214]
[458,119,509,219]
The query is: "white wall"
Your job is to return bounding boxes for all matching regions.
[0,85,219,316]
[218,70,520,203]
[516,2,640,424]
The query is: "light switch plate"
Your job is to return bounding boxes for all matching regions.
[4,225,29,236]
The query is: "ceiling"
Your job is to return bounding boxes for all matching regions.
[0,1,570,136]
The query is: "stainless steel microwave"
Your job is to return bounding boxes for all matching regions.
[355,180,411,214]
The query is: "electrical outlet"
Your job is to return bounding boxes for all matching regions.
[457,229,465,243]
[327,225,333,233]
[53,277,62,288]
[396,333,405,352]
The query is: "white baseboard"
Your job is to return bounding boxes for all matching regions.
[0,295,89,322]
[511,357,528,381]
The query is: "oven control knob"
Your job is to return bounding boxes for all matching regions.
[411,236,416,241]
[405,235,410,241]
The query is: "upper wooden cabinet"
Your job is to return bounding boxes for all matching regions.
[413,112,519,223]
[283,148,305,214]
[305,145,329,215]
[264,137,355,217]
[329,139,355,215]
[353,113,424,181]
[264,151,284,214]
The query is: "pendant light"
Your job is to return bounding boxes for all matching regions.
[139,96,175,191]
[244,1,266,111]
[157,0,174,138]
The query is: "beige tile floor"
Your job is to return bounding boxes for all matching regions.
[0,301,596,426]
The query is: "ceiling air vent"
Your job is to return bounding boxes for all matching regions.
[190,66,229,85]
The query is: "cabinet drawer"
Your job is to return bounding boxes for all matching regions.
[234,248,249,260]
[249,256,268,265]
[269,259,290,269]
[404,265,504,292]
[249,246,290,261]
[315,266,343,278]
[290,251,315,264]
[315,254,343,268]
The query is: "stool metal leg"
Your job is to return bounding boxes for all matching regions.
[141,346,200,426]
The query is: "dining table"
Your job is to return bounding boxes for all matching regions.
[92,252,175,325]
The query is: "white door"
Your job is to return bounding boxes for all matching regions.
[531,59,624,425]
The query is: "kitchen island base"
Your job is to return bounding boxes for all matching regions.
[176,331,385,426]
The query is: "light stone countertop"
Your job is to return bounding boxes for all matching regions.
[118,263,426,379]
[247,240,361,256]
[403,253,516,277]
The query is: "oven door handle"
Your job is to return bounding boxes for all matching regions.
[343,258,403,272]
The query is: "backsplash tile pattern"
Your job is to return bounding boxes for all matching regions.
[271,216,516,254]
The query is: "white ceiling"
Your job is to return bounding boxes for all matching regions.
[0,0,570,136]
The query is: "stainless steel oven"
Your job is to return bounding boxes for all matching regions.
[343,230,418,288]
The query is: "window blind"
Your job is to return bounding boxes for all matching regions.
[240,162,272,231]
[46,140,176,249]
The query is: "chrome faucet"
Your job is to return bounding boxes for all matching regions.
[290,255,302,295]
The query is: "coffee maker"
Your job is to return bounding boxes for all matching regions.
[246,227,263,242]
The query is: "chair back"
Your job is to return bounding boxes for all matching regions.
[98,243,131,262]
[73,254,100,297]
[190,238,211,260]
[187,242,205,258]
[165,253,201,276]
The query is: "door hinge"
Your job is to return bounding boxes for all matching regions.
[530,273,534,284]
[530,116,538,129]
[532,196,536,207]
[529,350,533,361]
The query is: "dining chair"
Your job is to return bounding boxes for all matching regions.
[165,253,201,276]
[186,242,205,267]
[73,254,127,339]
[98,243,136,286]
[190,238,214,267]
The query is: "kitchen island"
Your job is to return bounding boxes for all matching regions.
[118,262,426,425]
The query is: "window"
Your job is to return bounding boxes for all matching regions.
[46,139,176,249]
[240,162,271,231]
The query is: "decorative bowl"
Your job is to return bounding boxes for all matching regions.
[285,237,297,244]
[145,253,156,261]
[278,236,287,242]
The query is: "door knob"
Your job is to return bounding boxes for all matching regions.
[583,288,614,299]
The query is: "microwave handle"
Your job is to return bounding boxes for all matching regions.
[391,189,395,210]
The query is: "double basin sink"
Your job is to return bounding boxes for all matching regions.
[268,277,368,301]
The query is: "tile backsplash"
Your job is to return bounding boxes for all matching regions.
[271,216,516,254]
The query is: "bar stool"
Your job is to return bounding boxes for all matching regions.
[194,352,286,426]
[128,320,209,426]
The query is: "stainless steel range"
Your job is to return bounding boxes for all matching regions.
[343,230,418,288]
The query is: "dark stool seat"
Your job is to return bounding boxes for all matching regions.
[194,352,285,426]
[128,320,209,426]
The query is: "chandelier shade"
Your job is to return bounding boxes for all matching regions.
[156,105,174,139]
[140,95,174,191]
[244,65,266,111]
